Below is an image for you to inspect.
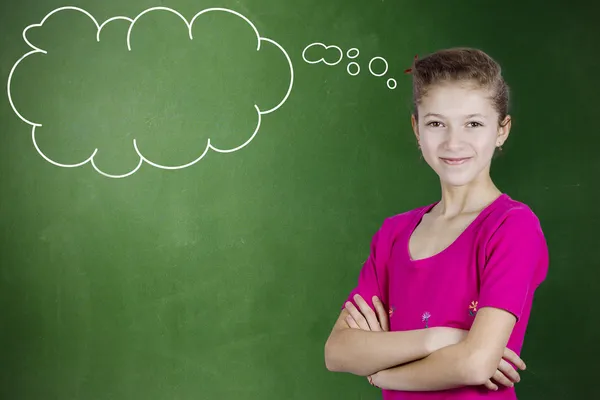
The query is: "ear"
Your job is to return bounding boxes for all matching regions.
[496,115,511,147]
[411,114,420,143]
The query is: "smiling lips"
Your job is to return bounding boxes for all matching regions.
[440,157,472,165]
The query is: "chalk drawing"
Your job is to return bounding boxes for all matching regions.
[7,6,294,178]
[301,42,343,66]
[387,78,397,90]
[345,48,361,76]
[347,62,360,76]
[302,43,397,90]
[368,57,388,77]
[346,48,359,59]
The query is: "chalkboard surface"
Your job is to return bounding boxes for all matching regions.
[1,0,598,399]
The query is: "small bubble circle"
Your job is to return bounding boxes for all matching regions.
[387,78,397,90]
[369,57,388,77]
[346,48,360,59]
[347,62,360,76]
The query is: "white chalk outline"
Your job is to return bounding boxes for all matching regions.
[387,78,397,90]
[301,42,343,66]
[7,6,294,178]
[346,48,359,59]
[346,62,360,76]
[368,56,388,77]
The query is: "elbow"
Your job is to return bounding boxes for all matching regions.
[324,341,337,371]
[324,333,367,375]
[324,336,342,372]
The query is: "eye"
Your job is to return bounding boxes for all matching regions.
[426,121,443,128]
[467,121,484,128]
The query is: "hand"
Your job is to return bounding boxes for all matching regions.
[430,327,526,391]
[365,347,526,391]
[344,294,388,387]
[344,294,389,332]
[483,347,526,391]
[367,373,379,388]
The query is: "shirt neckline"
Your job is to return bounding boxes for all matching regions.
[404,193,508,264]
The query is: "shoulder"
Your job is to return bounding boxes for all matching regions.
[377,203,433,238]
[481,194,549,280]
[483,194,546,240]
[365,203,433,251]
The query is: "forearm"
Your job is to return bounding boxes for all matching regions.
[373,342,484,391]
[325,328,432,376]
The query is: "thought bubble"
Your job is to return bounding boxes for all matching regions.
[302,43,397,90]
[7,6,294,178]
[301,42,343,66]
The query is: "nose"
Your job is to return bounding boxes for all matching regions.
[444,128,463,149]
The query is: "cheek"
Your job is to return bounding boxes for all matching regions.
[475,135,498,155]
[460,129,496,152]
[420,142,441,166]
[419,136,441,153]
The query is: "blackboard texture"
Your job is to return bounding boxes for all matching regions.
[1,0,598,399]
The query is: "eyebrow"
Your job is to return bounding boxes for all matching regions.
[423,113,486,119]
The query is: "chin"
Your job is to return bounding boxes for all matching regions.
[433,167,479,187]
[438,175,477,187]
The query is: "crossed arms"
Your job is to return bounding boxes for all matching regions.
[324,294,526,392]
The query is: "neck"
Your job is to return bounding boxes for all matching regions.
[434,175,502,218]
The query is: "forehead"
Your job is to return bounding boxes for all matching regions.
[420,82,496,117]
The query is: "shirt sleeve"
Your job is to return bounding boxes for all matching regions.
[477,207,549,321]
[341,219,391,312]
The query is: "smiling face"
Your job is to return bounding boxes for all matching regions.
[411,81,511,187]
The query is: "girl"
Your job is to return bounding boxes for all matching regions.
[324,47,548,399]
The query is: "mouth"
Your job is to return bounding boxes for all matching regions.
[440,157,472,165]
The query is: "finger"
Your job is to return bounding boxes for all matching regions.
[483,379,498,391]
[367,374,380,388]
[373,296,389,331]
[503,347,527,370]
[372,296,389,331]
[344,302,370,330]
[354,294,381,331]
[344,301,370,330]
[503,347,526,370]
[491,369,514,388]
[497,358,521,383]
[345,315,360,329]
[353,294,381,331]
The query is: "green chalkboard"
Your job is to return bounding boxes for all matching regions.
[1,0,598,399]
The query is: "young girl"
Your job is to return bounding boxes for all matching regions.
[324,47,549,399]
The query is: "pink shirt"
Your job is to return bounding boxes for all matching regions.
[343,194,549,399]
